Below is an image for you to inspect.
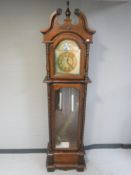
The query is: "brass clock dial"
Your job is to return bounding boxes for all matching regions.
[55,40,80,75]
[57,52,77,72]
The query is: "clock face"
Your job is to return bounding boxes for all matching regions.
[55,40,80,75]
[58,52,77,72]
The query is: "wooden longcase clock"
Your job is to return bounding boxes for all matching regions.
[41,1,95,172]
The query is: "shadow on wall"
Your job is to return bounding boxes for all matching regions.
[85,34,107,144]
[83,1,131,145]
[81,1,128,15]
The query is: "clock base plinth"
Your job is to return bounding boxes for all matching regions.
[46,146,86,171]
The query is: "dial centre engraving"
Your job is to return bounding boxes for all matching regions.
[58,52,77,72]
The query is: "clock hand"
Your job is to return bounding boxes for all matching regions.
[67,58,73,68]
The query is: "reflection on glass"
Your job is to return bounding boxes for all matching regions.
[58,90,63,110]
[71,91,74,112]
[55,88,79,149]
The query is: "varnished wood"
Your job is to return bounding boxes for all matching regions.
[41,5,95,80]
[46,144,86,171]
[41,1,95,171]
[44,76,91,84]
[50,83,84,152]
[41,8,95,43]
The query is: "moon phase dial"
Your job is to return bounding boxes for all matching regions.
[57,52,77,72]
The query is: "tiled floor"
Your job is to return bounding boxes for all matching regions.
[0,149,131,175]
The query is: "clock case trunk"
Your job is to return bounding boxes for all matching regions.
[44,81,89,171]
[41,6,95,172]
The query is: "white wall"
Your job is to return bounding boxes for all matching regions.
[0,0,131,148]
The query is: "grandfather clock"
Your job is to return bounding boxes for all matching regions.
[41,1,95,172]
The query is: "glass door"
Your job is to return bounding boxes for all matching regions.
[51,84,83,150]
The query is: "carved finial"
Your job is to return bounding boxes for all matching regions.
[57,8,62,15]
[74,8,81,16]
[65,0,71,18]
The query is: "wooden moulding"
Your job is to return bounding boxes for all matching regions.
[44,76,92,84]
[41,8,95,43]
[46,144,86,172]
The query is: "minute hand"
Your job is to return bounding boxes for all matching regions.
[67,58,73,68]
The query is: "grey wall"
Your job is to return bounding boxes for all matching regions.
[0,0,131,148]
[82,1,131,145]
